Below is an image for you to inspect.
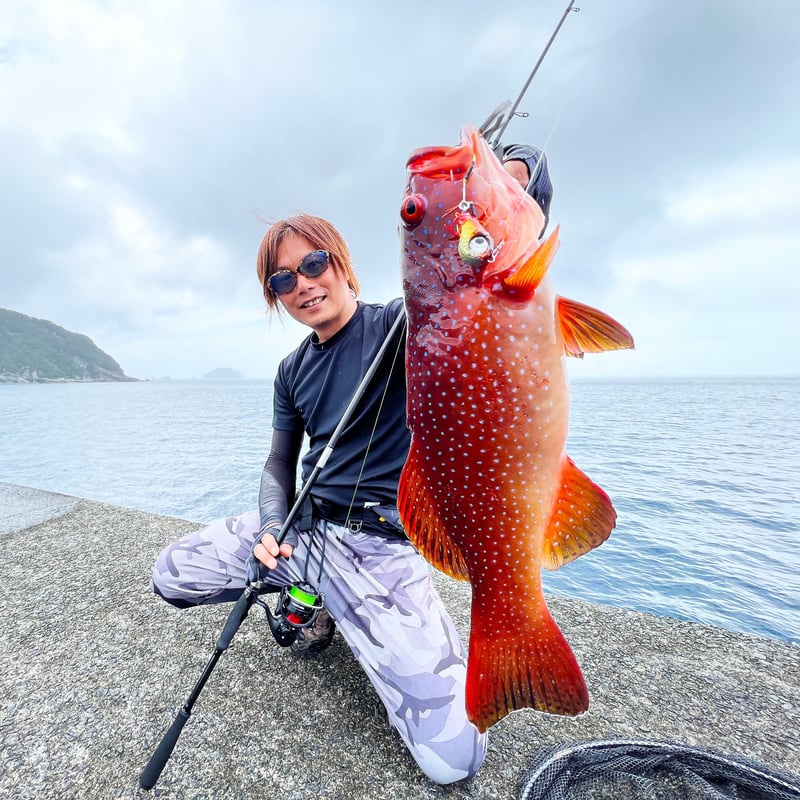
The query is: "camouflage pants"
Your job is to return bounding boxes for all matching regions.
[151,509,487,783]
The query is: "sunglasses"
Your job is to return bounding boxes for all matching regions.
[267,250,331,296]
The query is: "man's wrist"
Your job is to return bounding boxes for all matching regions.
[259,521,283,537]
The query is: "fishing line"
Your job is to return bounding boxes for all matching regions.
[318,316,408,598]
[525,76,577,194]
[344,320,407,520]
[488,0,580,150]
[478,0,581,221]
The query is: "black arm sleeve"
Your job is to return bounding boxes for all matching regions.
[258,427,304,534]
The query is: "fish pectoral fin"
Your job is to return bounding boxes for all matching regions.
[542,455,617,570]
[502,227,560,292]
[397,442,470,581]
[556,296,635,358]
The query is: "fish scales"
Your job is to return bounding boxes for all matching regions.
[397,125,634,731]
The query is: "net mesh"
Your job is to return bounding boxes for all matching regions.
[518,739,800,800]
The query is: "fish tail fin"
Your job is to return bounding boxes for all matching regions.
[466,593,589,731]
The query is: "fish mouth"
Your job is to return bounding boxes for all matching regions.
[406,144,474,179]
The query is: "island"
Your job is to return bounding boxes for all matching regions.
[202,367,245,379]
[0,307,137,383]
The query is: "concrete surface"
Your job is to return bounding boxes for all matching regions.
[1,482,798,799]
[0,482,81,537]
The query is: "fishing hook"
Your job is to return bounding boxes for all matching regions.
[457,160,477,215]
[488,239,505,264]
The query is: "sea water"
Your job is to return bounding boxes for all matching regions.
[1,377,798,643]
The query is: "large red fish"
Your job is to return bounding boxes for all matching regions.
[397,125,634,732]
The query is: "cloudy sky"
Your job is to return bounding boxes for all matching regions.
[2,0,798,380]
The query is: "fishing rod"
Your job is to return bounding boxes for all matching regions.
[139,308,407,791]
[480,0,579,149]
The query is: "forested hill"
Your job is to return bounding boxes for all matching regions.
[0,308,137,383]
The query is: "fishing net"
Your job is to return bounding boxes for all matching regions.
[518,739,800,800]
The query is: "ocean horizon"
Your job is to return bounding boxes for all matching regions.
[1,375,798,644]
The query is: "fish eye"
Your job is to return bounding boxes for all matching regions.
[401,194,427,228]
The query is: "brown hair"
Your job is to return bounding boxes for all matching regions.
[256,214,361,312]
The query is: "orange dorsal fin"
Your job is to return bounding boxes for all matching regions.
[556,296,635,358]
[502,226,560,292]
[541,454,617,570]
[466,588,589,730]
[397,440,470,581]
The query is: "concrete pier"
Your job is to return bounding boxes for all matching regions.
[1,482,798,799]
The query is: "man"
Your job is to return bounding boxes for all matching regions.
[151,148,552,784]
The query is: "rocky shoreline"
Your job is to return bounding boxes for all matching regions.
[1,482,798,799]
[0,373,139,383]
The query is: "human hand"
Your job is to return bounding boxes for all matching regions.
[253,530,294,570]
[503,159,530,189]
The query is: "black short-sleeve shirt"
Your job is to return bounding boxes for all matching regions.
[272,299,409,507]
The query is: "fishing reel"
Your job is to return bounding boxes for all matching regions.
[258,581,325,647]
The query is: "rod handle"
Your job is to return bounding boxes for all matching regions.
[216,584,255,650]
[139,708,191,790]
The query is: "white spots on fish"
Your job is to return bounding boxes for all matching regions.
[405,296,566,558]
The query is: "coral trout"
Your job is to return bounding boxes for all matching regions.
[397,125,634,731]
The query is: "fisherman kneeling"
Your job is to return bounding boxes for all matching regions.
[150,149,552,784]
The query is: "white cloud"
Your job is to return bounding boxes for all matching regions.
[666,159,800,225]
[614,233,799,301]
[1,0,799,381]
[1,3,184,152]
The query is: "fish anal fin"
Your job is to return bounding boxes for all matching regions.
[502,227,560,292]
[466,589,588,730]
[557,296,635,357]
[542,454,616,570]
[397,441,470,581]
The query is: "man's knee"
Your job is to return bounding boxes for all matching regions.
[150,545,208,607]
[150,558,246,607]
[151,569,197,609]
[409,729,487,784]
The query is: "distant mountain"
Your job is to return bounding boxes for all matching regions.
[202,367,245,379]
[0,308,136,383]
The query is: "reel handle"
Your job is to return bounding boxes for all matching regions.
[264,605,300,647]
